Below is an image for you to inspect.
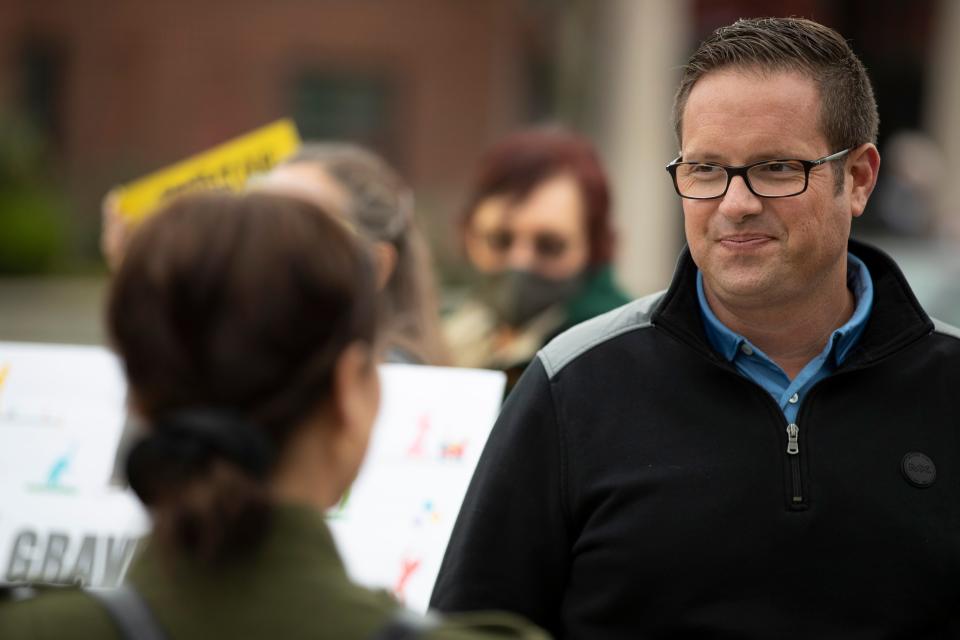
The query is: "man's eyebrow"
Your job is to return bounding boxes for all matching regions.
[681,150,802,164]
[681,151,726,163]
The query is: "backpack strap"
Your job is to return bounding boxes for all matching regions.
[88,583,429,640]
[371,608,441,640]
[0,585,38,602]
[87,584,167,640]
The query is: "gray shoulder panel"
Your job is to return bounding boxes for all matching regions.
[537,290,666,379]
[932,317,960,341]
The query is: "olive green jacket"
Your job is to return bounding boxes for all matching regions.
[0,505,547,640]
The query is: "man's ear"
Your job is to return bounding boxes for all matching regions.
[849,143,881,218]
[373,241,397,291]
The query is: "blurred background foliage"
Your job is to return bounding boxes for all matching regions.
[0,110,68,274]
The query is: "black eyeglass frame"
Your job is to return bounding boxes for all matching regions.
[665,147,854,200]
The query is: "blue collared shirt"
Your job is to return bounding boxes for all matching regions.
[696,254,873,423]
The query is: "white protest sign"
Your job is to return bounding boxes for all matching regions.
[0,487,148,587]
[0,342,128,491]
[0,343,505,606]
[0,341,146,587]
[328,364,506,613]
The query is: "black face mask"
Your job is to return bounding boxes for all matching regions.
[481,269,585,328]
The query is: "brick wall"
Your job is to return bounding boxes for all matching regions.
[0,0,545,239]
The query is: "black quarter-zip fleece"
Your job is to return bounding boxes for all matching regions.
[431,239,960,639]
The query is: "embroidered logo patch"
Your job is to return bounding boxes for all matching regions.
[901,452,936,488]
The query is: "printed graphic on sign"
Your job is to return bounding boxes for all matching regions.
[413,500,441,527]
[0,361,61,429]
[22,447,80,495]
[0,488,148,587]
[326,486,352,521]
[0,342,127,489]
[5,529,138,585]
[115,119,301,223]
[403,412,471,463]
[0,363,9,402]
[45,453,71,488]
[329,364,506,613]
[406,414,431,458]
[439,440,467,460]
[393,555,422,603]
[0,343,149,589]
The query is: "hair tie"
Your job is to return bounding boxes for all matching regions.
[126,409,275,505]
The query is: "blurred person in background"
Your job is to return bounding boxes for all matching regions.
[260,143,450,366]
[0,191,546,640]
[874,130,944,237]
[444,128,630,387]
[102,143,449,366]
[100,188,128,272]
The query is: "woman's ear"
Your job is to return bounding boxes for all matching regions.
[372,241,397,291]
[329,342,381,444]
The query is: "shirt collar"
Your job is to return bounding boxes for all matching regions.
[835,253,873,363]
[697,253,874,366]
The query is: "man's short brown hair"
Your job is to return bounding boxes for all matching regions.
[672,17,879,166]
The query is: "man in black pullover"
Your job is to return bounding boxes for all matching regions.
[431,17,960,638]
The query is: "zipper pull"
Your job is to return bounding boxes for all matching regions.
[786,423,800,455]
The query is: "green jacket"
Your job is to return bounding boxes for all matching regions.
[561,265,632,333]
[0,505,547,640]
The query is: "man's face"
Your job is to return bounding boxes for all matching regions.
[680,69,861,309]
[464,173,590,281]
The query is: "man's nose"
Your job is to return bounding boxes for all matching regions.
[717,175,763,221]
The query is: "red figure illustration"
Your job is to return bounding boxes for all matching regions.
[406,413,431,457]
[393,556,422,602]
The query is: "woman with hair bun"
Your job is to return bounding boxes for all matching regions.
[0,192,546,639]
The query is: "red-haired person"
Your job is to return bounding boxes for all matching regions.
[445,127,630,387]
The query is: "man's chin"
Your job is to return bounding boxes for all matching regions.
[708,270,779,303]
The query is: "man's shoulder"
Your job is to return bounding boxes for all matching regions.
[427,611,550,640]
[537,289,665,379]
[931,317,960,343]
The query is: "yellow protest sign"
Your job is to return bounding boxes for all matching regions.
[115,119,301,223]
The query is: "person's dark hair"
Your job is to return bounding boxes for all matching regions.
[462,127,616,267]
[672,17,879,190]
[108,190,379,563]
[282,143,449,365]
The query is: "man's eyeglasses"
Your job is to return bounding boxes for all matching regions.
[665,147,853,199]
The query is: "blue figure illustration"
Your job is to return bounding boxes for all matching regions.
[45,449,73,488]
